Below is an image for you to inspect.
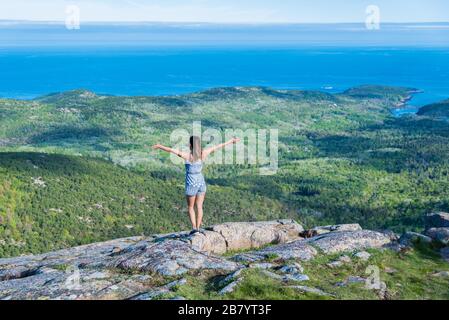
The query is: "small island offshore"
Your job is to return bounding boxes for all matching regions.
[0,85,448,300]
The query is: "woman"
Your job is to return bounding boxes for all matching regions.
[153,136,240,234]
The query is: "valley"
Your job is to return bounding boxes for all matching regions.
[1,85,449,257]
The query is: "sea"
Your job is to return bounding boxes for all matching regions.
[0,22,448,115]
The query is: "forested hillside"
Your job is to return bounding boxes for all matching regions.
[1,85,449,257]
[0,152,291,257]
[417,99,449,118]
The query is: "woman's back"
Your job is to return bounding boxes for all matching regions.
[185,160,205,189]
[185,160,203,175]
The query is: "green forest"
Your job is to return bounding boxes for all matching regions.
[1,85,448,257]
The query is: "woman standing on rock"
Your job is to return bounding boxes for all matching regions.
[153,136,240,235]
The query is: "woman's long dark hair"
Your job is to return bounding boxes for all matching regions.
[190,136,202,162]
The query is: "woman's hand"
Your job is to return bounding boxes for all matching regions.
[152,144,162,150]
[231,137,240,144]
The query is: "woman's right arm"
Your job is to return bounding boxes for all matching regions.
[152,144,190,161]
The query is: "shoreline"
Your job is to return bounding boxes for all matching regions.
[391,89,424,116]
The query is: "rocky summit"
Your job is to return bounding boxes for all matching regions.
[0,218,447,300]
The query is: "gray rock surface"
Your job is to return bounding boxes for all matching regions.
[278,263,304,274]
[130,278,188,300]
[131,289,169,300]
[306,230,391,254]
[260,270,284,281]
[283,273,309,282]
[336,276,366,287]
[218,269,245,287]
[0,267,153,300]
[425,212,449,229]
[311,224,362,235]
[190,220,304,254]
[327,255,352,268]
[219,278,244,295]
[287,285,332,297]
[106,239,239,276]
[0,220,400,300]
[432,271,449,278]
[399,232,432,246]
[249,263,275,270]
[0,236,144,276]
[354,251,371,261]
[234,229,390,262]
[233,240,318,262]
[260,270,309,283]
[327,260,344,268]
[441,247,449,263]
[425,228,449,245]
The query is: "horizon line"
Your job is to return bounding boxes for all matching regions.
[1,19,449,25]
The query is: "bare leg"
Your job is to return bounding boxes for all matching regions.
[186,196,197,229]
[195,193,206,229]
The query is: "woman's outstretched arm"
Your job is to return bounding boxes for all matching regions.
[202,137,240,160]
[152,144,190,161]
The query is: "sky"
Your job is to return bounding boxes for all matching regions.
[0,0,448,24]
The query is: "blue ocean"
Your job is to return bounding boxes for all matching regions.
[1,23,448,111]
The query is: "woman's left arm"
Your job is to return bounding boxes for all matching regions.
[202,138,240,160]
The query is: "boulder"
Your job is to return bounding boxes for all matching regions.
[260,270,309,283]
[425,228,449,245]
[441,247,449,263]
[260,270,284,281]
[311,224,362,235]
[0,266,40,282]
[107,239,240,276]
[276,263,308,282]
[354,251,371,261]
[425,212,449,229]
[399,232,432,246]
[233,240,318,262]
[283,273,309,282]
[203,220,303,254]
[219,278,244,295]
[379,230,400,242]
[327,255,352,268]
[190,230,227,255]
[218,269,245,287]
[307,230,391,254]
[234,230,390,262]
[287,285,332,297]
[248,263,275,270]
[432,271,449,278]
[277,263,304,274]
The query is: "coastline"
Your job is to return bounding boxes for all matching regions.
[392,89,424,116]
